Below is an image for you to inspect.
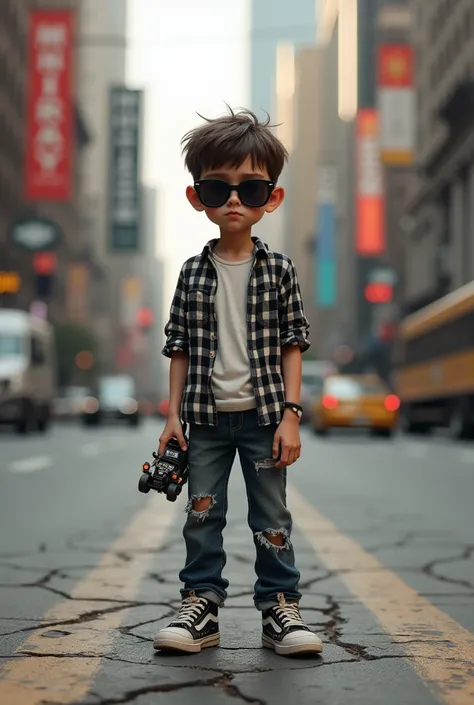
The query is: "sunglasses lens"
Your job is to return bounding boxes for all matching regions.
[197,180,229,207]
[239,180,271,207]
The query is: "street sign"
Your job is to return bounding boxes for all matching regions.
[0,272,21,295]
[107,87,142,251]
[10,217,61,251]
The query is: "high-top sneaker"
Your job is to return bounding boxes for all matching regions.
[262,593,323,656]
[153,592,220,654]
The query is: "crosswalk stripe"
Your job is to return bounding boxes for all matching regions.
[289,484,474,705]
[0,494,179,705]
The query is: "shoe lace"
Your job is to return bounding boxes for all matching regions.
[275,599,304,628]
[174,595,207,627]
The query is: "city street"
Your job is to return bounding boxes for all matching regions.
[0,420,473,705]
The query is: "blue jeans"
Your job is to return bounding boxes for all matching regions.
[179,409,301,610]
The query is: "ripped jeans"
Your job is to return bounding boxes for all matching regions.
[179,409,301,610]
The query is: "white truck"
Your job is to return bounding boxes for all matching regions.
[0,309,56,433]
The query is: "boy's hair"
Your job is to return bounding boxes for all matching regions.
[181,107,288,182]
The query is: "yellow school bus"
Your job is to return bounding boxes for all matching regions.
[392,280,474,438]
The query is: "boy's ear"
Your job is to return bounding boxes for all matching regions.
[186,186,205,211]
[265,186,284,213]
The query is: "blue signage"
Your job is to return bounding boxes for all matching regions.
[316,202,337,308]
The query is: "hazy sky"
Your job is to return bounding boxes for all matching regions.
[126,0,250,305]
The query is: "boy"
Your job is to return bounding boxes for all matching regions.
[154,108,323,657]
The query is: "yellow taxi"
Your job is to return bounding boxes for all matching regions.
[311,374,400,438]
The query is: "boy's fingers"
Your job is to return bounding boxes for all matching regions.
[276,445,289,468]
[272,435,280,459]
[177,432,187,450]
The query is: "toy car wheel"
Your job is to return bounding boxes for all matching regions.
[138,474,151,494]
[166,484,181,502]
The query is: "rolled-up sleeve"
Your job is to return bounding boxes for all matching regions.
[162,268,189,358]
[279,259,310,352]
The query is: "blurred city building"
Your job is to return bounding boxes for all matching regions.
[0,0,91,325]
[116,185,166,401]
[75,0,130,369]
[249,0,318,254]
[276,0,417,374]
[403,0,474,313]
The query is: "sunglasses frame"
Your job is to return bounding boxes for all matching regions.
[193,178,275,208]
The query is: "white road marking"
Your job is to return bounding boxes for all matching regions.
[402,443,429,459]
[8,456,53,474]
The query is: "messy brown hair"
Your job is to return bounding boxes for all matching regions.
[181,106,288,182]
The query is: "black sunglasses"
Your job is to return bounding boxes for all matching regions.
[194,179,275,208]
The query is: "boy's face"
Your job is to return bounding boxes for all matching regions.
[186,156,284,233]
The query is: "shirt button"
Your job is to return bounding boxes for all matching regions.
[210,333,216,340]
[210,351,215,358]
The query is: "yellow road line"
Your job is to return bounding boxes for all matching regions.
[0,495,178,705]
[289,485,474,705]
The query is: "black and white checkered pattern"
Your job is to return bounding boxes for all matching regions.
[162,237,310,427]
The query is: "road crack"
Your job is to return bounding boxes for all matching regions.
[422,545,474,591]
[62,674,266,705]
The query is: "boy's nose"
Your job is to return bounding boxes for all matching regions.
[227,189,241,205]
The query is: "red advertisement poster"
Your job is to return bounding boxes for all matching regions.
[378,45,413,87]
[24,9,74,201]
[355,109,385,256]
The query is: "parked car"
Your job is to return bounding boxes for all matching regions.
[53,386,90,420]
[82,375,140,427]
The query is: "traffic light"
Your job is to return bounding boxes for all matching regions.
[364,282,393,304]
[35,274,53,298]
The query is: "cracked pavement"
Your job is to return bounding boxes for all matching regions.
[1,422,474,704]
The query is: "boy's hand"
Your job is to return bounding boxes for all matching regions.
[272,415,301,468]
[158,415,187,456]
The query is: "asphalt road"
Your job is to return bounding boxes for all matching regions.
[0,419,473,705]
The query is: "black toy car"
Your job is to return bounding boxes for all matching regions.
[138,434,189,502]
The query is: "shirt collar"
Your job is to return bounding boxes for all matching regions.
[200,236,269,260]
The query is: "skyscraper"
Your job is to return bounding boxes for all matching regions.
[250,0,318,115]
[76,0,129,367]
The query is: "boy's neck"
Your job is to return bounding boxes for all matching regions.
[213,229,255,261]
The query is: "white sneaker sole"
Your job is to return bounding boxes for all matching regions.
[262,633,323,656]
[153,632,220,654]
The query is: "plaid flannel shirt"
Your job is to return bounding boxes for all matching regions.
[162,236,310,427]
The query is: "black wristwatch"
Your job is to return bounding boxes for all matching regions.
[284,402,303,420]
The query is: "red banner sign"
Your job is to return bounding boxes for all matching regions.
[355,109,385,256]
[378,45,413,87]
[24,9,74,201]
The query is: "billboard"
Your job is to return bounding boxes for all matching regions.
[378,45,415,165]
[315,166,337,308]
[355,109,385,256]
[108,87,143,251]
[24,10,74,201]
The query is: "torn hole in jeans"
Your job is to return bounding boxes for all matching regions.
[255,527,291,551]
[185,493,217,522]
[254,457,278,474]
